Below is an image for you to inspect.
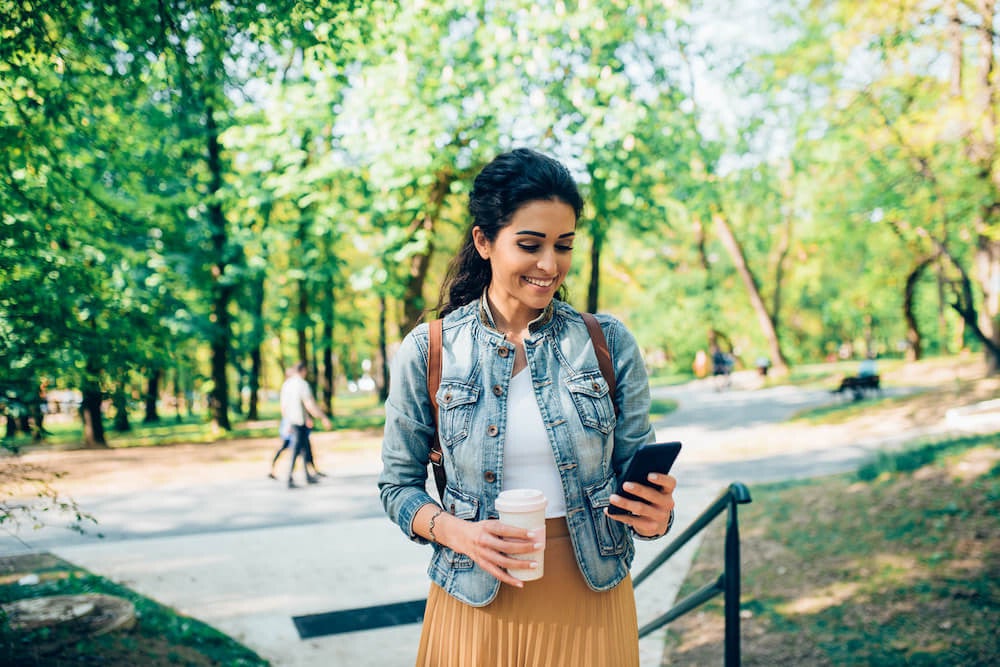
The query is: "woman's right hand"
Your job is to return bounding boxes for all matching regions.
[448,517,544,588]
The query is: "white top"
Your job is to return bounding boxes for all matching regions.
[279,374,312,426]
[502,368,567,518]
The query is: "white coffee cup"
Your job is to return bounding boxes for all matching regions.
[495,488,547,581]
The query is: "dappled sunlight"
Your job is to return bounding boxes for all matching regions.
[949,447,1000,482]
[777,581,861,616]
[667,611,724,654]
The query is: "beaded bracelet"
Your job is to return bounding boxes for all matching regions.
[428,508,445,543]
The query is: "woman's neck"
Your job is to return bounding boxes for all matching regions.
[485,292,541,341]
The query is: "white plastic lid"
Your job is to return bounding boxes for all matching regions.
[495,488,547,513]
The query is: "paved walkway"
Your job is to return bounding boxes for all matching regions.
[3,372,982,666]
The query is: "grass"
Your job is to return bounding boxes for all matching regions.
[662,432,1000,666]
[4,391,385,453]
[0,553,267,667]
[649,397,679,421]
[789,391,918,425]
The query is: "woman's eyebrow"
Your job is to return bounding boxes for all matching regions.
[514,230,576,239]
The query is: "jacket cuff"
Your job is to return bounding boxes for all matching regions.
[632,508,674,541]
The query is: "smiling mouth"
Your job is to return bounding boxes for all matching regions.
[523,276,556,288]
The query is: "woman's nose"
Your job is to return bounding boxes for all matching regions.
[537,249,557,273]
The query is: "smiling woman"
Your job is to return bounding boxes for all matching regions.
[471,200,577,339]
[378,148,679,667]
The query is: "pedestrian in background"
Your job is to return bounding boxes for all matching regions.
[270,368,328,481]
[279,362,331,489]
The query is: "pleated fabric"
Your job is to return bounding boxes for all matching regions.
[415,518,639,667]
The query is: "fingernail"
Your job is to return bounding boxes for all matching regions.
[533,542,544,549]
[527,530,538,538]
[648,473,660,481]
[610,494,622,502]
[622,482,634,491]
[529,562,538,568]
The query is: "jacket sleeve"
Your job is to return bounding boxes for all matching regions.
[377,323,439,544]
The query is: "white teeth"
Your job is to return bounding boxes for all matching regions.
[524,277,554,288]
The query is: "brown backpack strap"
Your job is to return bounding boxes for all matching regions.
[426,319,447,501]
[581,312,619,416]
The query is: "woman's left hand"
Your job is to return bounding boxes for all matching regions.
[606,472,676,538]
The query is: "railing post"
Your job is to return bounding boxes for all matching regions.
[723,482,750,667]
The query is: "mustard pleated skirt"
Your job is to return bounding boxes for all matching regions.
[415,518,639,667]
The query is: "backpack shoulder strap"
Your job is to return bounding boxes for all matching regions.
[426,319,447,501]
[581,312,619,416]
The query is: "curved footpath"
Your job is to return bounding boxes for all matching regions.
[2,372,990,667]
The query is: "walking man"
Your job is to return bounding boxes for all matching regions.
[280,362,332,488]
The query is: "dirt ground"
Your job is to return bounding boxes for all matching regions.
[6,428,385,498]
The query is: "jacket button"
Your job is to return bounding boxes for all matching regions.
[443,392,452,402]
[484,471,496,483]
[592,382,601,391]
[492,384,503,396]
[498,347,510,358]
[487,424,499,436]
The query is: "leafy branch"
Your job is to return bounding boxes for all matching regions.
[0,461,101,538]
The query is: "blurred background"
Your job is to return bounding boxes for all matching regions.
[3,0,999,445]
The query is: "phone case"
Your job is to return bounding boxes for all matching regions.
[607,441,682,515]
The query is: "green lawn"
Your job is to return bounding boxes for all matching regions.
[662,433,1000,665]
[0,554,267,667]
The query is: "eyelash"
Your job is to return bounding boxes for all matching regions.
[518,243,574,253]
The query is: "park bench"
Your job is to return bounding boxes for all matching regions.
[833,374,881,401]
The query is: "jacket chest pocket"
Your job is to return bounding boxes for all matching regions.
[436,381,480,449]
[567,372,617,435]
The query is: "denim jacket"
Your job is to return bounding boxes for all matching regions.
[378,298,655,607]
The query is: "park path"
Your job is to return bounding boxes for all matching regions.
[0,370,979,666]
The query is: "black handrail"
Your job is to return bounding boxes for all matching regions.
[633,482,752,667]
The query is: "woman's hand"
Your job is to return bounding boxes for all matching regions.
[428,509,543,588]
[461,519,545,588]
[606,472,677,537]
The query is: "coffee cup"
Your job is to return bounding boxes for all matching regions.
[494,488,547,581]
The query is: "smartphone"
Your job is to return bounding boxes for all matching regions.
[608,441,682,515]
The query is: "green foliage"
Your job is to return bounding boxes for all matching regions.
[3,0,998,445]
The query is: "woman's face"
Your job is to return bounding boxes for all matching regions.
[473,199,576,322]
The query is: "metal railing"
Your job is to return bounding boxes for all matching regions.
[632,481,752,667]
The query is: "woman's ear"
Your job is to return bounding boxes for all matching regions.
[472,227,490,260]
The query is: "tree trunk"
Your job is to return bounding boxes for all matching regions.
[378,294,390,403]
[320,285,334,416]
[712,212,790,375]
[972,0,1000,373]
[975,237,1000,373]
[112,384,131,432]
[903,257,934,361]
[400,169,454,336]
[948,269,1000,363]
[206,103,232,430]
[80,380,107,448]
[246,271,266,420]
[144,368,161,424]
[173,366,184,423]
[587,222,602,314]
[772,162,795,329]
[297,275,309,365]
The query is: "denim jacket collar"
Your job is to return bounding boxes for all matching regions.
[478,290,555,336]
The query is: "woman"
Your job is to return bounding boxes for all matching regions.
[378,148,677,667]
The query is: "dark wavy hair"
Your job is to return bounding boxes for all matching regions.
[436,148,584,317]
